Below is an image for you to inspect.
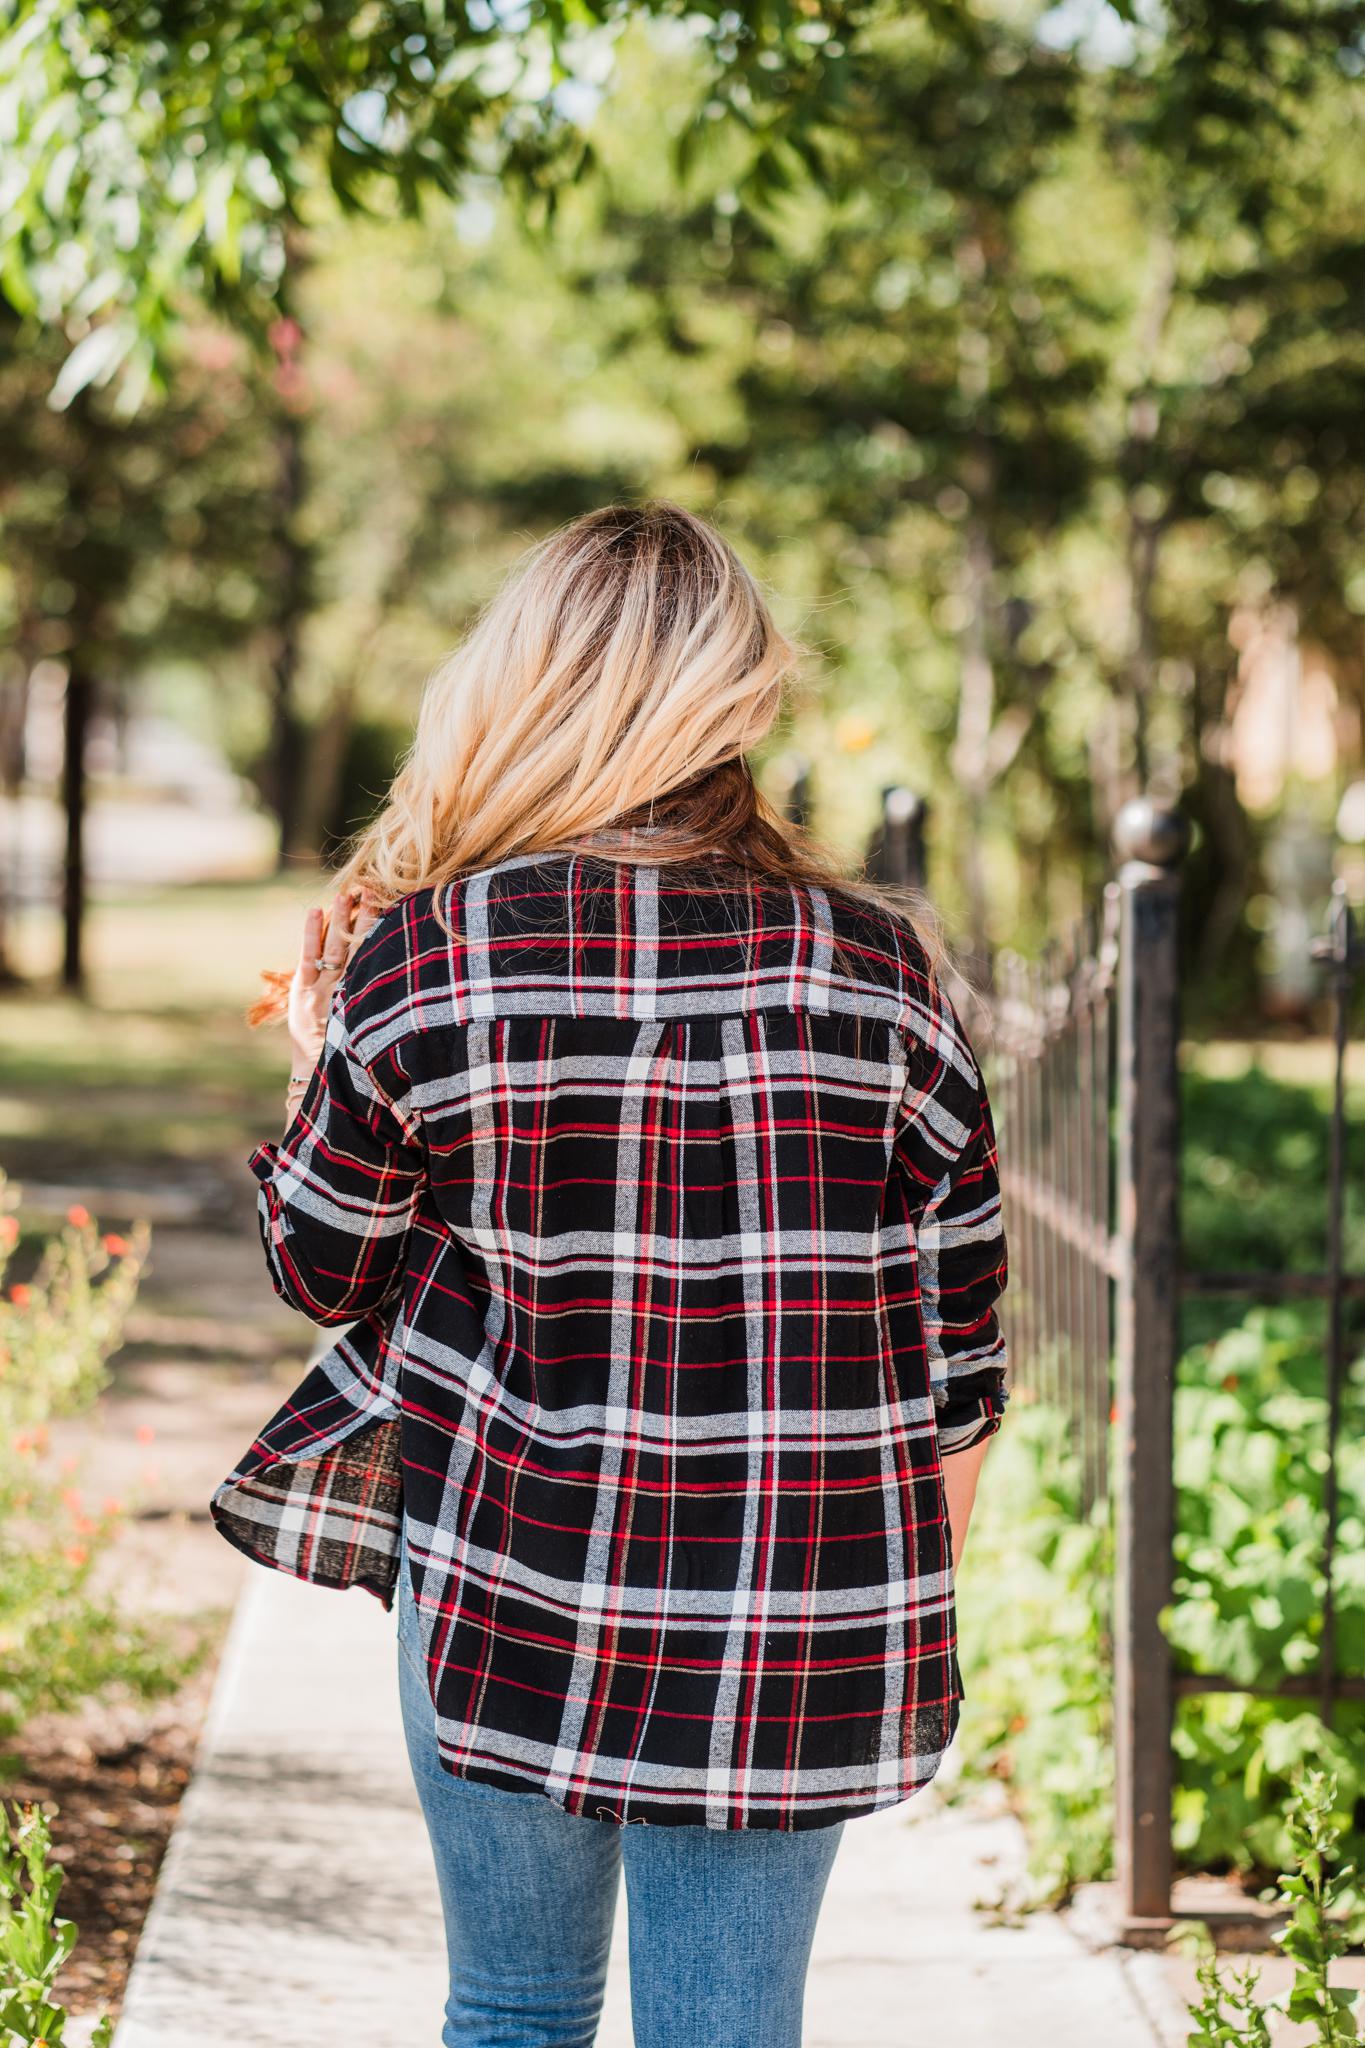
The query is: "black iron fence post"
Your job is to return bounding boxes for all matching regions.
[866,787,929,891]
[1111,795,1189,1936]
[1309,881,1364,1730]
[774,754,812,832]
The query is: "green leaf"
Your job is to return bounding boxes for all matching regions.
[48,320,137,410]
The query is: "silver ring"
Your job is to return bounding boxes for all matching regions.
[312,955,328,971]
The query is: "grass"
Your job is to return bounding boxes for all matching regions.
[1180,1038,1365,1262]
[1,875,319,1174]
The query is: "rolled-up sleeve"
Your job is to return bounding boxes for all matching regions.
[250,1004,425,1327]
[897,1016,1010,1456]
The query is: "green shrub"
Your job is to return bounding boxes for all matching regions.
[1170,1310,1365,1897]
[1187,1769,1360,2047]
[953,1403,1114,1903]
[0,1186,193,1756]
[954,1306,1365,1916]
[1181,1063,1365,1350]
[0,1801,112,2047]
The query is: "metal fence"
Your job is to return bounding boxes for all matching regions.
[990,898,1119,1512]
[853,784,1364,1939]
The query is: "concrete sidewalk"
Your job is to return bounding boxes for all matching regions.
[114,1569,1188,2048]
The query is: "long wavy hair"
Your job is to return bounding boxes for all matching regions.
[252,501,931,1023]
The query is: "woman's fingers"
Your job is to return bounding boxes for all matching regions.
[297,888,368,1003]
[323,888,364,970]
[298,906,325,987]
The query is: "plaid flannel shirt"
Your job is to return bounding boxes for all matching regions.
[212,852,1009,1830]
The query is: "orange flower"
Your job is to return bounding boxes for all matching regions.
[102,1496,126,1517]
[103,1232,131,1256]
[61,1488,84,1514]
[12,1431,33,1456]
[66,1203,91,1229]
[135,1423,157,1446]
[63,1544,88,1568]
[0,1215,18,1246]
[8,1283,31,1307]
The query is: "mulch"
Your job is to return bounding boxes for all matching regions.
[3,1657,220,2021]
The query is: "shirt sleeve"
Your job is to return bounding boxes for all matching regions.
[248,1000,425,1328]
[895,1011,1010,1457]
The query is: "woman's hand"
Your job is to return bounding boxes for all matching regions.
[287,888,376,1078]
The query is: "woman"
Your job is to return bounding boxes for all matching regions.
[213,502,1008,2048]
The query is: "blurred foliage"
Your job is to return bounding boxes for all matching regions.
[0,0,871,403]
[952,1401,1114,1904]
[0,1186,195,1755]
[1,1,1364,992]
[957,1063,1365,1913]
[1183,1063,1365,1300]
[956,1309,1365,1916]
[1170,1308,1365,1898]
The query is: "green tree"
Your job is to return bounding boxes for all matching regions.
[0,0,868,980]
[0,0,868,400]
[0,315,276,983]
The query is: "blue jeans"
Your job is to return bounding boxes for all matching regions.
[396,1529,844,2047]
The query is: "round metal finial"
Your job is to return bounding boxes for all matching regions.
[883,785,922,826]
[1112,796,1190,870]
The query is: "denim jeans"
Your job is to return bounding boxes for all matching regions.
[397,1525,844,2047]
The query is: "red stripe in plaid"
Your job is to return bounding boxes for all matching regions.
[214,854,1008,1830]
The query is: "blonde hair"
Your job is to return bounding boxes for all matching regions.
[344,500,794,899]
[252,501,937,1022]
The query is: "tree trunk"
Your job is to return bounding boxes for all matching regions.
[1118,229,1176,785]
[952,509,996,975]
[266,406,308,866]
[947,232,999,980]
[0,652,32,986]
[61,658,93,994]
[296,673,358,859]
[1124,506,1161,787]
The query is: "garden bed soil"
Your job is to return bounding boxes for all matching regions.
[4,1646,222,2019]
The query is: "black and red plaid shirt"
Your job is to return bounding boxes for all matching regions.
[212,850,1008,1830]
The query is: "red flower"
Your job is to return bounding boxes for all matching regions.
[268,315,303,359]
[66,1203,91,1229]
[103,1233,131,1256]
[8,1282,31,1307]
